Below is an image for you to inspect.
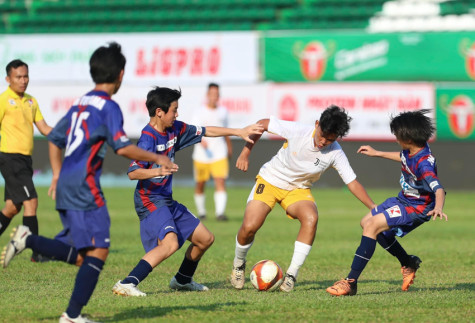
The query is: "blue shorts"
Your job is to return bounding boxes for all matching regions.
[372,197,429,237]
[140,201,200,253]
[55,206,111,250]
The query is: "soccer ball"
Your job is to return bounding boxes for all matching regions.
[249,260,284,291]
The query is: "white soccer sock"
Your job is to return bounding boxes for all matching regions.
[233,236,253,267]
[214,191,227,217]
[194,194,206,216]
[286,241,312,279]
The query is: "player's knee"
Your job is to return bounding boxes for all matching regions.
[301,213,318,228]
[205,232,215,249]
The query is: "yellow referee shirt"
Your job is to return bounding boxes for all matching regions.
[0,86,44,156]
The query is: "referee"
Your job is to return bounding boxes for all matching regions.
[0,59,52,261]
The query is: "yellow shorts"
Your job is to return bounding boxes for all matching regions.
[193,158,229,182]
[248,175,315,218]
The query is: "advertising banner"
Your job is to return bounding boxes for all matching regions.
[263,31,475,82]
[436,85,475,141]
[268,83,434,140]
[0,32,258,84]
[25,82,432,140]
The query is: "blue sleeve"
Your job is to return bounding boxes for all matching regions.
[127,134,154,174]
[104,101,132,152]
[174,121,205,152]
[419,160,443,193]
[47,114,70,149]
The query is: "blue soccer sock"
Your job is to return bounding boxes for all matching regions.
[175,255,199,285]
[66,256,104,319]
[348,236,377,281]
[26,235,78,264]
[121,259,153,286]
[377,232,412,267]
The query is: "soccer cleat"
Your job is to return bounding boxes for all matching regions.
[169,276,209,291]
[326,278,357,296]
[279,273,296,292]
[230,261,246,289]
[31,252,54,263]
[112,280,146,297]
[401,255,422,291]
[1,225,31,268]
[216,215,229,222]
[59,312,99,323]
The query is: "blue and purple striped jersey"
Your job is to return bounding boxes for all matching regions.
[48,90,132,211]
[397,143,443,214]
[129,121,205,219]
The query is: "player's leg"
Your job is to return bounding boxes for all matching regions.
[280,199,317,292]
[327,210,390,296]
[114,232,179,297]
[1,209,83,268]
[231,200,272,289]
[0,200,21,236]
[62,207,111,321]
[170,222,214,291]
[193,160,210,220]
[211,158,229,221]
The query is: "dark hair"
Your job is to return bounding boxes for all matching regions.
[319,105,352,138]
[146,86,182,117]
[89,42,126,83]
[208,82,219,90]
[390,109,435,147]
[6,59,28,76]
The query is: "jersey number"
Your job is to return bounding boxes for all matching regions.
[256,183,265,194]
[65,112,90,157]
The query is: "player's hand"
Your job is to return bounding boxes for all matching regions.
[240,123,264,143]
[357,145,379,157]
[201,139,208,149]
[427,207,448,221]
[236,154,249,172]
[156,163,179,176]
[48,178,58,200]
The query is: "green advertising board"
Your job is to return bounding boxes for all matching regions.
[436,86,475,141]
[263,31,475,82]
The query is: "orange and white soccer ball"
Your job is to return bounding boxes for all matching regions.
[250,260,284,291]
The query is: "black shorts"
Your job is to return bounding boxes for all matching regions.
[0,152,37,204]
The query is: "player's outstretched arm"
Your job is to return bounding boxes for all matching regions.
[347,179,377,210]
[427,188,448,221]
[204,123,264,143]
[117,145,178,174]
[236,119,269,172]
[48,142,62,200]
[357,145,401,162]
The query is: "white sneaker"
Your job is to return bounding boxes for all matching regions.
[279,273,296,293]
[1,225,31,268]
[169,276,209,291]
[59,312,100,323]
[112,280,146,297]
[230,261,246,289]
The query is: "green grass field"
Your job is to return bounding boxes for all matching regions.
[0,186,473,322]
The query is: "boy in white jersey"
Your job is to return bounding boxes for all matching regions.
[191,83,231,221]
[230,105,376,292]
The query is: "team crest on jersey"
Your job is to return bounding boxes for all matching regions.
[386,205,402,218]
[8,99,15,106]
[195,126,202,136]
[28,99,33,105]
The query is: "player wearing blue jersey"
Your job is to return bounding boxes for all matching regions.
[327,109,447,296]
[112,86,263,297]
[0,43,177,323]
